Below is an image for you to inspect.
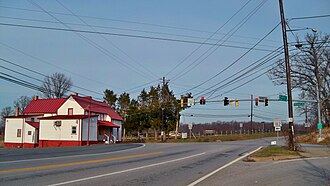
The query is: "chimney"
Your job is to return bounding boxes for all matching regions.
[72,92,78,96]
[15,107,20,116]
[34,95,38,100]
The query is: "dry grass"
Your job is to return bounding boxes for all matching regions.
[297,127,330,145]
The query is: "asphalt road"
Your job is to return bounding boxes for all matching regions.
[0,138,328,186]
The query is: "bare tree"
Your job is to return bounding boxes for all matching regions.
[42,72,73,98]
[268,33,330,126]
[1,107,14,132]
[14,96,33,114]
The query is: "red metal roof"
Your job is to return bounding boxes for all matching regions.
[72,95,123,121]
[39,115,98,120]
[23,98,67,114]
[5,115,42,118]
[26,122,40,129]
[97,120,120,128]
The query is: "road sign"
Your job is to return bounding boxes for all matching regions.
[273,118,282,127]
[275,126,281,132]
[318,123,322,129]
[294,102,305,107]
[279,95,287,101]
[188,124,193,130]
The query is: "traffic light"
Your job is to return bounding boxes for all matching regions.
[224,97,229,106]
[255,98,259,106]
[180,98,184,108]
[265,98,269,106]
[200,96,206,105]
[235,99,239,107]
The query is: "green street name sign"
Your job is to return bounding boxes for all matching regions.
[294,102,305,107]
[279,95,287,101]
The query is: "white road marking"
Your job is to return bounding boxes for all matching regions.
[187,146,263,186]
[0,144,146,164]
[48,152,206,186]
[273,156,329,164]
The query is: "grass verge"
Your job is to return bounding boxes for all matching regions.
[246,145,301,162]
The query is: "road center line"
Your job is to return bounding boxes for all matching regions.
[188,146,263,186]
[0,144,146,164]
[0,151,160,173]
[48,152,206,186]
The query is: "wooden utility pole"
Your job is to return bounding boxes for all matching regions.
[279,0,295,150]
[250,94,253,134]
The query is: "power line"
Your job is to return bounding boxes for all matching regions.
[0,41,119,89]
[0,4,281,44]
[55,0,158,80]
[27,0,155,81]
[170,0,269,81]
[290,14,330,20]
[0,15,279,50]
[181,22,281,95]
[164,0,253,77]
[0,57,103,97]
[203,46,286,99]
[0,22,275,52]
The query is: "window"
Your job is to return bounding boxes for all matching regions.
[68,108,73,115]
[31,118,35,122]
[17,129,21,137]
[72,126,77,134]
[28,131,32,135]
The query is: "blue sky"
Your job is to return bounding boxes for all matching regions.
[1,0,329,124]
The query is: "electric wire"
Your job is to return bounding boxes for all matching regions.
[170,0,269,82]
[195,46,284,98]
[0,22,274,52]
[55,0,158,80]
[28,0,155,81]
[181,22,281,95]
[0,15,279,50]
[0,41,117,88]
[164,0,253,77]
[0,57,103,97]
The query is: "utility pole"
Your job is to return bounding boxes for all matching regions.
[161,77,169,141]
[279,0,295,150]
[250,94,253,134]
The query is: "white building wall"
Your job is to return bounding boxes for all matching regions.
[81,117,97,141]
[112,120,122,141]
[58,97,84,115]
[24,124,37,144]
[105,115,111,122]
[39,119,80,141]
[4,118,24,143]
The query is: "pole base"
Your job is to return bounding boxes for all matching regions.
[317,138,324,143]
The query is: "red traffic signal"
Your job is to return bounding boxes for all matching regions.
[200,96,206,105]
[255,98,259,106]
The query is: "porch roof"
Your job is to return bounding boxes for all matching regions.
[26,121,40,129]
[97,120,120,128]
